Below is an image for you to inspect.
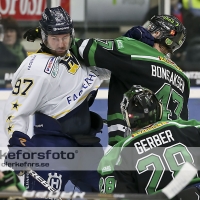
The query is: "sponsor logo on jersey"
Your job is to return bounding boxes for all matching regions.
[34,124,43,127]
[62,53,80,75]
[51,62,59,78]
[95,39,114,50]
[132,121,169,137]
[19,138,26,146]
[44,57,55,74]
[66,71,97,105]
[116,40,124,49]
[28,55,36,70]
[47,172,62,191]
[102,165,112,173]
[158,56,182,72]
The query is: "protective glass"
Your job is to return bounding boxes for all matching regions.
[0,24,4,42]
[172,32,185,52]
[143,21,156,32]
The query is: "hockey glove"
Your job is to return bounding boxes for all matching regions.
[0,170,26,191]
[72,112,103,145]
[124,26,154,47]
[23,27,41,42]
[5,131,34,176]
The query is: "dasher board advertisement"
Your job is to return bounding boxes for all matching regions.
[0,0,148,23]
[0,0,70,21]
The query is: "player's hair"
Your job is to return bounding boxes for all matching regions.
[120,85,162,129]
[143,15,186,53]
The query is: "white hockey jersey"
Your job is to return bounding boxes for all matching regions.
[3,51,110,138]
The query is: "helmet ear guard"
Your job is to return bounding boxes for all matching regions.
[120,85,163,131]
[143,15,186,52]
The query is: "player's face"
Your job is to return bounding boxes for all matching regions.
[47,33,71,57]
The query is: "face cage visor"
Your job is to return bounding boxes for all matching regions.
[120,93,163,131]
[143,20,186,52]
[120,95,131,128]
[120,95,146,129]
[41,29,74,52]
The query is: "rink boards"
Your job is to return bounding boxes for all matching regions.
[1,88,200,147]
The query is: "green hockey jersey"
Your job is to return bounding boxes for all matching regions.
[72,37,190,145]
[97,119,200,194]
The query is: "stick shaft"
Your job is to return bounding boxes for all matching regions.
[27,169,57,192]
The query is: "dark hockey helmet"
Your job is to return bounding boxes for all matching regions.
[39,6,74,49]
[120,85,162,129]
[143,15,186,52]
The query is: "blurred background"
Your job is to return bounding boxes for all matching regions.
[0,0,200,88]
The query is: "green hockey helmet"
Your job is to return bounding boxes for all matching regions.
[143,15,186,52]
[120,85,162,129]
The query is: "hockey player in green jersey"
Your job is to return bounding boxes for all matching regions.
[72,15,190,146]
[98,85,200,197]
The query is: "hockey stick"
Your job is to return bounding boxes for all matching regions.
[26,169,57,192]
[161,162,198,199]
[1,162,197,200]
[26,169,62,200]
[24,171,29,189]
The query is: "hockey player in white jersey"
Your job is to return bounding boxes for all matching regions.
[3,6,110,193]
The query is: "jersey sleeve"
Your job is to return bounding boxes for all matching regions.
[98,152,116,194]
[98,139,133,193]
[72,37,135,74]
[113,145,138,193]
[89,66,111,81]
[3,73,50,138]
